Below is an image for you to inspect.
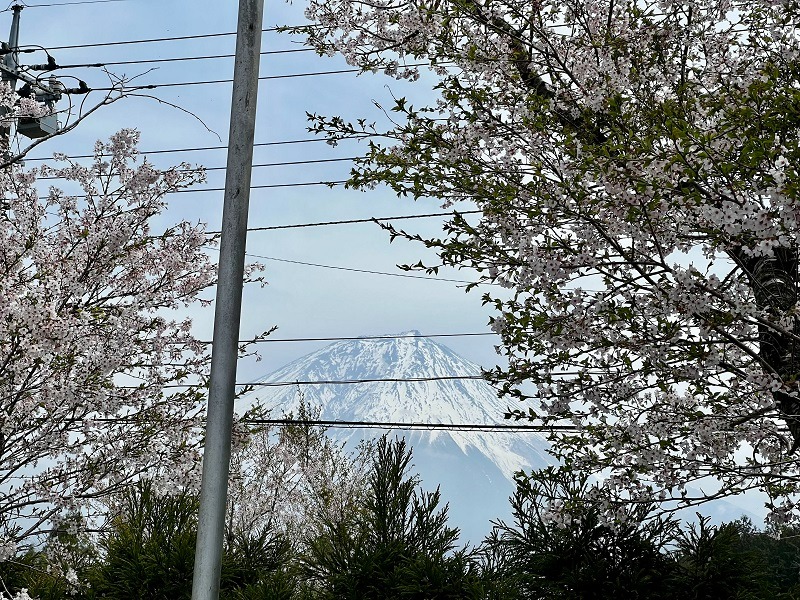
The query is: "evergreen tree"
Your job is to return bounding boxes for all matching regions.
[82,481,303,600]
[669,517,776,600]
[743,521,800,597]
[483,467,675,599]
[86,481,200,599]
[302,436,484,599]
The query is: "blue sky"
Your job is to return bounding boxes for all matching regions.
[2,0,504,384]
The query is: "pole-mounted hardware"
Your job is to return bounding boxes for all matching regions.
[0,5,88,146]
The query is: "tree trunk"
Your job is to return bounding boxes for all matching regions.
[735,247,800,452]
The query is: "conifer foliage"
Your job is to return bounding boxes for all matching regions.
[484,467,676,599]
[302,436,484,599]
[4,443,800,599]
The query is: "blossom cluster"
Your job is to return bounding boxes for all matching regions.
[0,127,217,552]
[296,0,800,523]
[227,402,372,537]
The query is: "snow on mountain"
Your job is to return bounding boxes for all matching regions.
[242,331,552,479]
[240,331,554,542]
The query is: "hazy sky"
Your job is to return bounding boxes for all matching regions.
[3,0,505,385]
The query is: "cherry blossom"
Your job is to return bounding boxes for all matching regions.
[227,401,372,538]
[295,0,800,522]
[0,126,218,553]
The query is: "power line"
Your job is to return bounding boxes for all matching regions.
[42,200,477,235]
[25,136,376,161]
[158,375,488,389]
[90,68,367,92]
[244,418,572,432]
[90,63,448,92]
[37,180,347,200]
[37,157,358,180]
[178,332,496,346]
[87,415,574,432]
[39,201,478,234]
[52,48,315,69]
[235,250,488,286]
[225,210,482,234]
[6,0,126,7]
[246,375,488,387]
[233,332,497,344]
[45,26,306,51]
[170,180,347,193]
[200,157,354,172]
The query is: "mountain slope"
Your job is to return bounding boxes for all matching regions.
[243,331,553,478]
[240,331,763,540]
[241,332,554,542]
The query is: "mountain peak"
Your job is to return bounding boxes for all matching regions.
[248,333,485,417]
[242,332,551,471]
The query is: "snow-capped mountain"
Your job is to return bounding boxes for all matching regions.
[241,331,554,542]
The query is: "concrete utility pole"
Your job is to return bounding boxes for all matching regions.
[0,5,22,148]
[191,1,264,599]
[4,5,20,88]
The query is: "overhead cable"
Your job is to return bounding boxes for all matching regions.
[243,375,488,387]
[37,180,348,200]
[45,26,303,51]
[243,418,573,432]
[206,332,497,345]
[51,48,315,69]
[37,157,358,180]
[197,157,355,172]
[171,180,347,193]
[87,416,574,432]
[90,62,449,91]
[149,211,477,237]
[217,210,482,234]
[10,0,127,7]
[232,250,489,286]
[25,136,376,161]
[89,68,367,91]
[157,375,487,389]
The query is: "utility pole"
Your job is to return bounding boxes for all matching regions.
[191,1,264,599]
[0,5,22,148]
[3,5,20,89]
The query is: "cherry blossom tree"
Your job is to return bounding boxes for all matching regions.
[294,0,800,522]
[226,399,372,539]
[0,126,220,556]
